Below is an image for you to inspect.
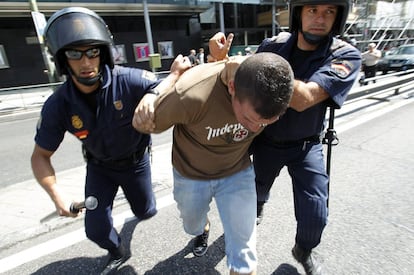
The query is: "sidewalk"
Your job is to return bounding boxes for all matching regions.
[0,144,173,251]
[0,88,174,250]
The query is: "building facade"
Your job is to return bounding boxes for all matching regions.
[0,0,413,88]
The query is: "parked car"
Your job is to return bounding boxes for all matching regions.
[377,44,414,74]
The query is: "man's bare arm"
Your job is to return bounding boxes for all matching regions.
[289,80,330,112]
[31,144,77,217]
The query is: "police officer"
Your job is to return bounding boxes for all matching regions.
[251,1,361,274]
[31,7,190,274]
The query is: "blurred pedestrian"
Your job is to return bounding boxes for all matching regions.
[188,49,197,66]
[360,42,381,85]
[196,47,205,64]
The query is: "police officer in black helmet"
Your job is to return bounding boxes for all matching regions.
[31,7,190,274]
[252,1,361,274]
[207,0,361,274]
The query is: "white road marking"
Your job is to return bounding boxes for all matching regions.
[0,194,175,273]
[336,95,414,133]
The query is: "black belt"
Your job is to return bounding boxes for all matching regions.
[263,135,321,147]
[84,146,148,169]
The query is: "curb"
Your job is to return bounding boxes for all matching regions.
[0,107,41,123]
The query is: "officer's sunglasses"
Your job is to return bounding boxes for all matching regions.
[65,48,101,60]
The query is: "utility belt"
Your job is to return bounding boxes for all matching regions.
[262,134,321,149]
[83,146,148,169]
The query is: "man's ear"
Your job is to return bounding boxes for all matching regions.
[228,79,235,96]
[220,66,229,87]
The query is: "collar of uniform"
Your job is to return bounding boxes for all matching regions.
[280,32,333,61]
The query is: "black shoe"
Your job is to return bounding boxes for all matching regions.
[100,245,131,275]
[292,244,323,275]
[256,201,265,225]
[192,222,210,257]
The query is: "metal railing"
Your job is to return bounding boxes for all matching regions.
[0,70,171,115]
[346,69,414,104]
[0,70,413,116]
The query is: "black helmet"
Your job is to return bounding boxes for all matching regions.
[44,7,114,76]
[289,0,351,35]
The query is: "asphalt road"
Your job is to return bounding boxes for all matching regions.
[0,116,172,189]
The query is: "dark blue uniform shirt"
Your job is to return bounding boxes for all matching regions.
[35,65,160,161]
[257,32,361,140]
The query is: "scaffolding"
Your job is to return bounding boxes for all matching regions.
[344,0,414,51]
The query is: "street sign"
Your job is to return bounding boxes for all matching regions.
[31,11,47,44]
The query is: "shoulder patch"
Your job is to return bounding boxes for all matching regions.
[330,59,353,79]
[142,70,157,81]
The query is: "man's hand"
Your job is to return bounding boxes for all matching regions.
[55,197,79,218]
[169,54,192,77]
[133,54,191,134]
[133,93,157,133]
[208,32,234,62]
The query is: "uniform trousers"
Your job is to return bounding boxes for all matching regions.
[253,139,328,250]
[84,152,157,251]
[363,65,377,82]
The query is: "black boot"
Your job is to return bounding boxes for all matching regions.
[100,244,131,275]
[256,201,265,225]
[292,244,323,275]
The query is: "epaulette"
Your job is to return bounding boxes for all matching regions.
[330,37,352,52]
[269,32,291,43]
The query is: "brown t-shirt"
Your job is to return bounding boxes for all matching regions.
[154,61,262,180]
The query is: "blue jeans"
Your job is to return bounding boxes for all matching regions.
[173,165,257,273]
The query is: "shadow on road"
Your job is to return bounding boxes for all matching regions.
[144,234,226,274]
[32,218,140,274]
[32,218,227,274]
[271,263,301,275]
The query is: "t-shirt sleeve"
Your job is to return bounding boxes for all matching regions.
[34,96,66,152]
[152,87,200,133]
[152,62,223,133]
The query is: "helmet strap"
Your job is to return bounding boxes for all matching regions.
[301,30,329,45]
[67,66,102,86]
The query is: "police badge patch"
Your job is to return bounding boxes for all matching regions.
[330,60,353,79]
[71,115,83,129]
[114,100,123,110]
